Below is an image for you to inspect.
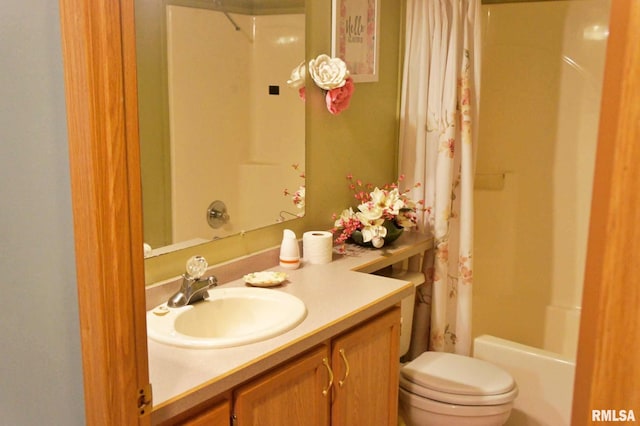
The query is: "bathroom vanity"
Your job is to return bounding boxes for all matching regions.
[146,232,432,425]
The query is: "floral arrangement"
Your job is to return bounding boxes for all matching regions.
[332,175,422,249]
[283,163,306,212]
[287,54,355,115]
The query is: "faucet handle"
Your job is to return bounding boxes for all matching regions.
[185,255,208,279]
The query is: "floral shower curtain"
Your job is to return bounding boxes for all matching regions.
[399,0,481,356]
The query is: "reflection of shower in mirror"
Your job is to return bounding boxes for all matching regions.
[277,211,300,223]
[213,0,242,31]
[136,1,306,255]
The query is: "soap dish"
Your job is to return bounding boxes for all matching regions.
[243,271,288,287]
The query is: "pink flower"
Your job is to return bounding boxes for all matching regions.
[298,87,306,101]
[325,77,355,115]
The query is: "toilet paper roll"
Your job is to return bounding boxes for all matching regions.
[303,231,333,264]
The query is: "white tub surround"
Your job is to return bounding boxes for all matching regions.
[474,335,575,426]
[147,232,432,423]
[474,0,609,353]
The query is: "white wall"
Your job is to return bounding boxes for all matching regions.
[240,13,306,230]
[545,1,609,358]
[473,0,610,358]
[166,6,252,240]
[0,0,85,423]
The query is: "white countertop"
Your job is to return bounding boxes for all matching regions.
[147,232,432,423]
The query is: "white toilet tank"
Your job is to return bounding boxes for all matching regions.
[374,265,425,358]
[400,282,419,357]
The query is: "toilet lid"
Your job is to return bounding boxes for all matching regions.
[400,352,516,397]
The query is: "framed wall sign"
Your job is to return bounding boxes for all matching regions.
[331,0,380,83]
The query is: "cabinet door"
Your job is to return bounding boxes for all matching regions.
[233,345,331,426]
[331,307,401,426]
[181,398,230,426]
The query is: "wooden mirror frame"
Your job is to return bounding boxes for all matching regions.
[58,0,639,424]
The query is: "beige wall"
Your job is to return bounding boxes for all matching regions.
[145,0,403,283]
[473,0,609,358]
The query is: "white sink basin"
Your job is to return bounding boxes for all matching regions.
[147,287,307,349]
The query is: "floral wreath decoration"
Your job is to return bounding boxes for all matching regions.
[287,54,355,115]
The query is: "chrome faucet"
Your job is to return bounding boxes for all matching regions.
[167,255,218,308]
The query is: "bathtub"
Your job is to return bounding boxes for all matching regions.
[473,335,576,426]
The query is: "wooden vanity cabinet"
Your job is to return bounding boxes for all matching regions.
[233,345,331,426]
[330,307,401,425]
[232,307,401,426]
[180,398,231,426]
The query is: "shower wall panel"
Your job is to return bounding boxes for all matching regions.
[473,0,610,359]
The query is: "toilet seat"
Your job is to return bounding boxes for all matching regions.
[400,352,518,406]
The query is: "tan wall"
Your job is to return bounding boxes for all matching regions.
[473,0,609,357]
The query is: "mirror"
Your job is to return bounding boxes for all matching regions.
[136,0,306,257]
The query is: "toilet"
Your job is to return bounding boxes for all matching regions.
[398,284,518,425]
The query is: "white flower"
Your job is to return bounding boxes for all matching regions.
[308,54,350,90]
[356,203,383,223]
[361,224,387,243]
[368,187,402,215]
[371,235,385,248]
[334,208,356,227]
[385,189,406,214]
[356,202,386,244]
[369,187,388,207]
[287,61,306,90]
